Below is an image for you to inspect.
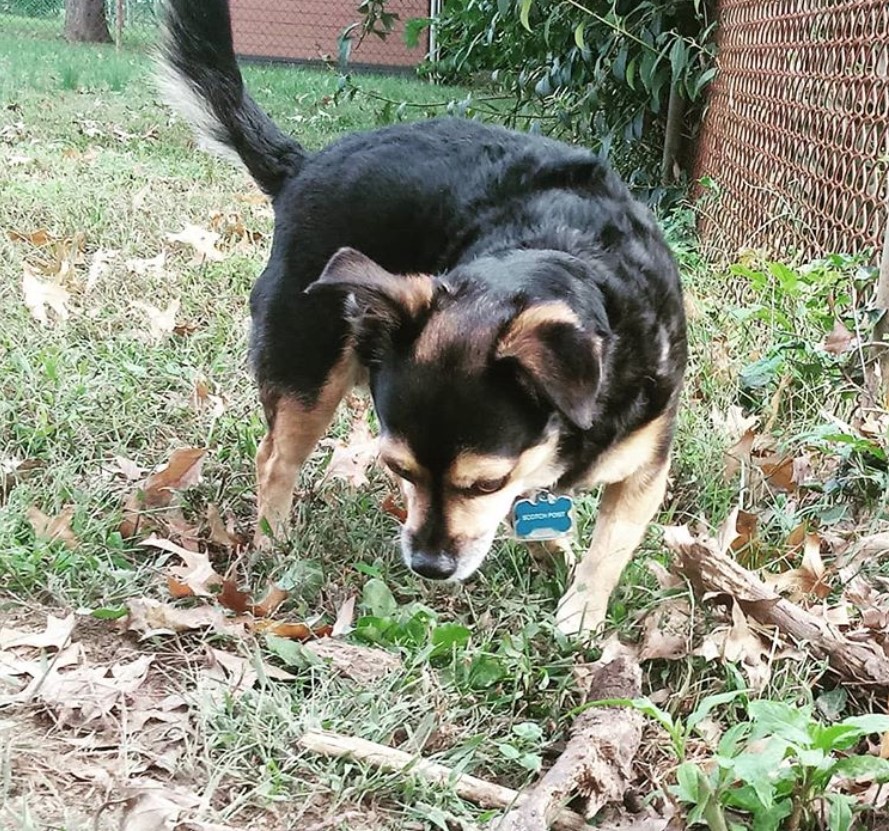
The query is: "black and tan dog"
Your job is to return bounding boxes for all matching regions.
[160,0,687,637]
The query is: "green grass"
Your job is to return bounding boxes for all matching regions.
[2,24,888,831]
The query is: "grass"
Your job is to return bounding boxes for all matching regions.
[2,21,889,831]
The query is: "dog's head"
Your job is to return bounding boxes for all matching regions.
[309,247,606,581]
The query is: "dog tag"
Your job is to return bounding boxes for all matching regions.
[512,491,574,542]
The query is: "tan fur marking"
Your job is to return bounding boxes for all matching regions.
[448,452,516,489]
[394,274,436,317]
[444,432,562,542]
[557,456,670,637]
[583,411,672,487]
[496,301,581,363]
[254,352,360,545]
[413,306,495,366]
[379,437,425,481]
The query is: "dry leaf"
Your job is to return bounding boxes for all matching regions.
[21,264,71,325]
[26,505,78,549]
[824,319,855,355]
[1,457,43,503]
[331,595,356,637]
[637,599,691,662]
[166,224,225,263]
[122,598,243,639]
[205,503,240,548]
[724,427,755,480]
[125,252,166,277]
[320,405,379,490]
[730,510,758,554]
[8,227,51,246]
[85,248,117,293]
[381,494,407,523]
[131,299,180,343]
[120,447,206,538]
[113,455,145,481]
[140,534,223,597]
[216,580,252,615]
[251,582,289,617]
[121,779,201,831]
[253,619,331,641]
[0,613,75,650]
[303,639,402,684]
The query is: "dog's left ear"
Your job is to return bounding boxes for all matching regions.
[307,248,436,363]
[308,247,434,322]
[496,301,602,430]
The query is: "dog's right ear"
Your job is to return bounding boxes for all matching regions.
[307,247,435,360]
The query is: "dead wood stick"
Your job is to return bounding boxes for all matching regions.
[298,729,588,831]
[494,653,644,831]
[668,526,889,693]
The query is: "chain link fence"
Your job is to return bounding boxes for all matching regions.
[694,0,889,261]
[0,0,429,69]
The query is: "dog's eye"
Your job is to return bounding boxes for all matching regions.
[466,476,508,496]
[386,460,418,484]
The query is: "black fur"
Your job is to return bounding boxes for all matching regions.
[161,0,687,556]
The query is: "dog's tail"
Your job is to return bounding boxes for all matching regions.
[158,0,305,197]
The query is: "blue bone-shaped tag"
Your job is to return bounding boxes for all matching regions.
[512,492,574,541]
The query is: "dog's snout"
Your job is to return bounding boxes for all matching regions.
[409,550,457,580]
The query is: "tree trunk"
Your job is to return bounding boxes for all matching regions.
[64,0,112,44]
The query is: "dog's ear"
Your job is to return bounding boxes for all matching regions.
[308,247,434,321]
[307,248,435,363]
[496,301,602,430]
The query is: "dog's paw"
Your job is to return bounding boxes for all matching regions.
[555,582,607,638]
[528,537,577,573]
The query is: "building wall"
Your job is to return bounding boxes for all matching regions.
[229,0,429,68]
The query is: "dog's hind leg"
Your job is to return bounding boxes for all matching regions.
[254,351,359,547]
[555,458,669,638]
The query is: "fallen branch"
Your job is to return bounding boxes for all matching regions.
[494,653,644,831]
[298,729,588,831]
[667,525,889,694]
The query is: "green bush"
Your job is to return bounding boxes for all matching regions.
[426,0,717,193]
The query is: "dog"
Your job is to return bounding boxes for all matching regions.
[159,0,687,637]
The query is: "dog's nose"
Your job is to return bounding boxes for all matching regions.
[410,550,457,580]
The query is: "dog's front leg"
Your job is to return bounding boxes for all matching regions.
[556,459,668,637]
[254,354,358,547]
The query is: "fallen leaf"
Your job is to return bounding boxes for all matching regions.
[120,779,201,831]
[254,620,331,641]
[205,503,241,548]
[637,600,691,662]
[85,248,117,293]
[121,598,243,639]
[824,319,855,355]
[166,224,225,263]
[204,646,295,692]
[113,455,145,481]
[381,494,407,523]
[1,458,43,503]
[0,613,76,650]
[125,252,166,277]
[7,227,51,246]
[251,582,289,617]
[216,579,252,615]
[26,505,78,549]
[730,509,758,555]
[320,403,379,490]
[131,299,180,343]
[724,427,755,480]
[131,183,151,211]
[140,535,223,597]
[35,654,154,725]
[120,447,206,538]
[21,263,71,325]
[303,639,402,684]
[331,595,356,637]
